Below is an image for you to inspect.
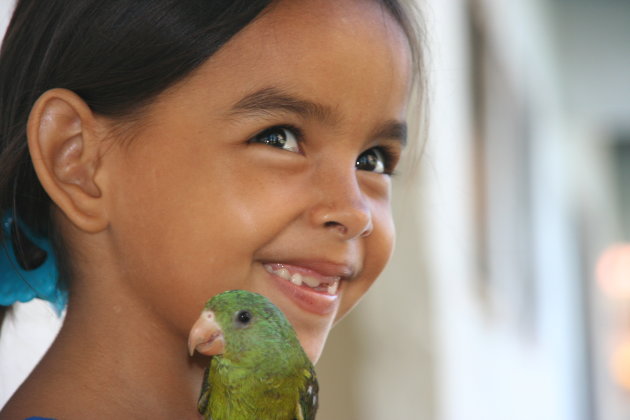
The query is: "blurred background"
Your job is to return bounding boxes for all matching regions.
[1,0,629,419]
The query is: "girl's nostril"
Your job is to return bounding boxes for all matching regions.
[324,221,349,235]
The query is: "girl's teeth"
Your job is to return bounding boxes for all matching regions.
[290,273,303,286]
[327,282,339,295]
[302,276,321,288]
[264,264,340,295]
[277,268,291,280]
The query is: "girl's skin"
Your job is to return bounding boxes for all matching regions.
[2,0,411,418]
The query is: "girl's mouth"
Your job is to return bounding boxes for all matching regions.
[264,263,340,295]
[262,262,348,315]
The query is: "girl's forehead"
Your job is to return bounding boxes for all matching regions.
[169,0,412,120]
[200,0,411,70]
[254,0,410,56]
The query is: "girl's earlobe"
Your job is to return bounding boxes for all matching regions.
[27,88,109,233]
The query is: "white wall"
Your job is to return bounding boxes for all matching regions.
[0,1,11,32]
[423,1,588,420]
[551,1,630,419]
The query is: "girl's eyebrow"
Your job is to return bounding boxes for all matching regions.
[227,86,407,146]
[371,120,408,147]
[228,86,338,125]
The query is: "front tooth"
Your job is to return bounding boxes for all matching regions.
[327,281,339,295]
[291,273,303,286]
[276,268,291,280]
[302,276,321,288]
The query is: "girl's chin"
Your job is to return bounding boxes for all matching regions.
[294,327,330,363]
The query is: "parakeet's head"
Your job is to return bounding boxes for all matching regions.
[188,290,300,362]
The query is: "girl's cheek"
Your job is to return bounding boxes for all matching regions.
[335,203,395,321]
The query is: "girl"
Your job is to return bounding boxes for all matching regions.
[0,0,423,418]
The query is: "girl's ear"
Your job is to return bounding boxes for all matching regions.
[27,88,109,233]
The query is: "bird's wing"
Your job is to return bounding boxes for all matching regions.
[197,365,213,415]
[297,365,319,420]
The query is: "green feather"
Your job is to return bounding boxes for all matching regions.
[196,290,319,420]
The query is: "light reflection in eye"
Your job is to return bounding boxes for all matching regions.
[356,148,386,174]
[250,126,300,153]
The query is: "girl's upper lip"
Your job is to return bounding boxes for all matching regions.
[263,259,355,280]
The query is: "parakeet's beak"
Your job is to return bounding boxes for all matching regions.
[188,309,225,357]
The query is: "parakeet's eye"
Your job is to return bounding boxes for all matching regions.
[235,310,253,327]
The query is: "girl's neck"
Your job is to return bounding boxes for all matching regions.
[2,281,205,419]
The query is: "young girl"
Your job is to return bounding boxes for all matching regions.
[0,0,423,417]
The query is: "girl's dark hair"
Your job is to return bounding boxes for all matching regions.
[0,0,425,282]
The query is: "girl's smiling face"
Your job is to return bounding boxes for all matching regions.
[100,0,411,362]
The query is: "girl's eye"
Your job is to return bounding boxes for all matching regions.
[356,148,387,174]
[249,126,300,153]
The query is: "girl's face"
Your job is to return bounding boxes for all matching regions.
[100,0,411,362]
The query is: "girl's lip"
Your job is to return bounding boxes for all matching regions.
[262,261,351,316]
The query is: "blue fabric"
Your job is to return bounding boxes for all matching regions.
[0,210,66,314]
[25,417,57,420]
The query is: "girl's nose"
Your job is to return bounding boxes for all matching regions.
[309,173,373,240]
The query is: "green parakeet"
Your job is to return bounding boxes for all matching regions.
[188,290,319,420]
